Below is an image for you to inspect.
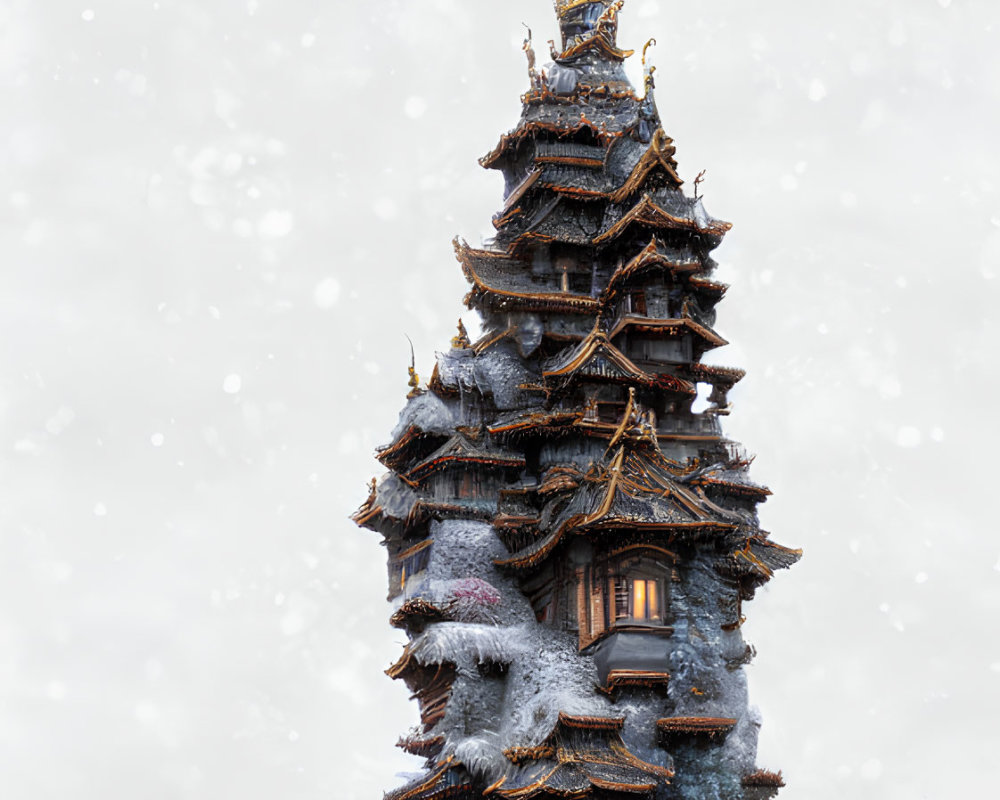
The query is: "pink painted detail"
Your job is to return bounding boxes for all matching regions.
[447,578,502,606]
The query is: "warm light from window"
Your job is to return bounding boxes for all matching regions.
[583,560,670,642]
[633,579,647,620]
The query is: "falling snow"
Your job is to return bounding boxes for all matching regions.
[0,2,996,800]
[222,374,243,394]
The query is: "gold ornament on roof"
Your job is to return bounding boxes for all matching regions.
[642,38,656,69]
[405,335,424,399]
[596,0,625,31]
[451,319,471,349]
[644,65,657,96]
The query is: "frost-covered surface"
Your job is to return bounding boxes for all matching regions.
[389,392,460,442]
[435,348,478,394]
[376,474,419,520]
[434,342,541,412]
[472,342,541,411]
[407,623,522,668]
[401,518,624,780]
[2,2,999,800]
[397,509,767,790]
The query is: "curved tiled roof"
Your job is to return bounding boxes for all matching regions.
[489,713,670,798]
[496,443,741,571]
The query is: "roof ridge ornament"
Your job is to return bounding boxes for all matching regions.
[405,334,424,399]
[642,37,656,69]
[642,37,657,99]
[596,1,625,32]
[522,24,540,88]
[451,319,471,349]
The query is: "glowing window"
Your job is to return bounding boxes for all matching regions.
[609,574,665,624]
[577,553,673,646]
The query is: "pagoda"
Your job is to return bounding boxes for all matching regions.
[354,2,800,798]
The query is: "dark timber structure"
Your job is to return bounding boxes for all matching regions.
[354,3,800,798]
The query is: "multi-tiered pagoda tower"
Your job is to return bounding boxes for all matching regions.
[354,3,800,799]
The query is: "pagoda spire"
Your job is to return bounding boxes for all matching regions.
[552,0,629,57]
[356,4,799,799]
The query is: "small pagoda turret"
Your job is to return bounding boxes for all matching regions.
[354,3,800,798]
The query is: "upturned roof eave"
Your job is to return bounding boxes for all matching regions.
[608,314,729,350]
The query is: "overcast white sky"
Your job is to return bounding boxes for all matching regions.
[1,1,998,799]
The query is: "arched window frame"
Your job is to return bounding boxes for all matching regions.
[577,545,676,648]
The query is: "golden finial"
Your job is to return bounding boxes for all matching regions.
[407,367,421,397]
[451,319,471,349]
[405,334,424,399]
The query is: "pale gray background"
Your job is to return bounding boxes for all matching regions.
[1,1,997,798]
